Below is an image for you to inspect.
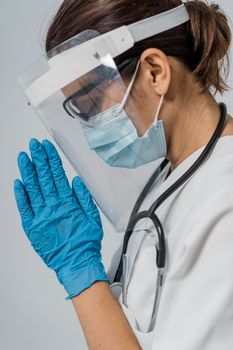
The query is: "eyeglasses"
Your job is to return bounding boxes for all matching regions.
[62,58,139,122]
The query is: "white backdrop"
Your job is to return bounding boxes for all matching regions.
[1,1,233,349]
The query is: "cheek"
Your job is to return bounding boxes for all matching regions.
[126,84,159,135]
[100,85,125,111]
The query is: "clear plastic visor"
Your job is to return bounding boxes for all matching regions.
[17,30,165,232]
[61,55,143,133]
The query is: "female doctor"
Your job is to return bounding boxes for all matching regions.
[14,0,233,349]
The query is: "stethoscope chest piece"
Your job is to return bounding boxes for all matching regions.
[110,253,129,304]
[110,282,123,299]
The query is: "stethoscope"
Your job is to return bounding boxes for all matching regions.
[110,102,227,332]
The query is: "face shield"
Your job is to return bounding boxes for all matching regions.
[17,5,190,232]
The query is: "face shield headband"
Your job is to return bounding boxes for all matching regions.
[19,4,190,109]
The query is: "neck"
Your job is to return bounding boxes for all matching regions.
[165,90,231,172]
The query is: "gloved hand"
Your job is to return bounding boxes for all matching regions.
[14,138,110,300]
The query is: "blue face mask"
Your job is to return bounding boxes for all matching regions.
[81,62,167,169]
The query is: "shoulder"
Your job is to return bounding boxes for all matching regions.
[168,136,233,277]
[183,136,233,204]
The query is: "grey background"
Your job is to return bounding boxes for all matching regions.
[1,1,233,349]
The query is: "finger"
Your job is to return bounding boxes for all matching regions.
[72,176,101,224]
[42,139,73,199]
[29,138,58,202]
[14,179,34,232]
[17,152,44,212]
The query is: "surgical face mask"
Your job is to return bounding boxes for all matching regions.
[81,61,167,168]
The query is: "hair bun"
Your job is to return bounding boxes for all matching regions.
[186,0,231,94]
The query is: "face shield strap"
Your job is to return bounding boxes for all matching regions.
[128,4,190,43]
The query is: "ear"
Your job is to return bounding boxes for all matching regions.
[139,48,171,96]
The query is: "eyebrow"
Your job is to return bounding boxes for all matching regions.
[71,66,119,98]
[71,79,99,99]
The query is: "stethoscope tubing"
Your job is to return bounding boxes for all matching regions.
[113,102,227,283]
[110,103,227,332]
[113,102,227,285]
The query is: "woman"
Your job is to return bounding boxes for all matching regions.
[14,0,233,349]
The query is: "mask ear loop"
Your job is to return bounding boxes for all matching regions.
[118,60,141,112]
[154,94,165,125]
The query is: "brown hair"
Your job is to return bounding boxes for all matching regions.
[45,0,232,94]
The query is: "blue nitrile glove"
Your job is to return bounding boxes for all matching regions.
[14,138,110,300]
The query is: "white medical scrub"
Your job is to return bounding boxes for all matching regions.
[107,135,233,350]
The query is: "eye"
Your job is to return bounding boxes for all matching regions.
[87,97,102,116]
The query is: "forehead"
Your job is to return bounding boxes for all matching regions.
[61,75,124,101]
[61,63,121,98]
[61,79,83,98]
